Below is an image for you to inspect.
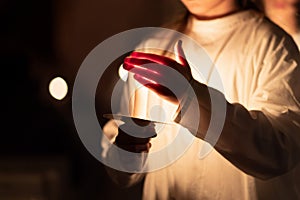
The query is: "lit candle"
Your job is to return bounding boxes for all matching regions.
[132,86,148,118]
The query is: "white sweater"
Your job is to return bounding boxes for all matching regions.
[103,10,300,200]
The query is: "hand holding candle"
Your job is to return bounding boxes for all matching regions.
[123,40,193,104]
[115,119,156,153]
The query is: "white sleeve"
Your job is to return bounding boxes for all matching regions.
[174,32,300,180]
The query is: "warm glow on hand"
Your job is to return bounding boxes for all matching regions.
[123,40,193,103]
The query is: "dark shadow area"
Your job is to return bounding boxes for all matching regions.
[0,0,182,199]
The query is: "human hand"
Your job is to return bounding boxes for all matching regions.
[123,40,193,104]
[115,119,156,153]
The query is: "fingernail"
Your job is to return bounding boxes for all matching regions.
[178,40,182,46]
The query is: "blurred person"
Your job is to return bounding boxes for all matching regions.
[101,0,300,199]
[256,0,300,48]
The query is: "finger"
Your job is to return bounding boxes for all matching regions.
[134,74,158,86]
[129,51,181,68]
[132,69,172,90]
[116,131,151,145]
[174,40,189,67]
[123,57,159,75]
[118,123,157,139]
[134,74,177,100]
[116,143,151,153]
[124,62,163,84]
[125,53,189,83]
[142,142,152,152]
[132,137,152,145]
[124,57,184,77]
[135,143,151,152]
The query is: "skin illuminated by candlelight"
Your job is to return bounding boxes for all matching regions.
[180,0,241,20]
[123,41,192,104]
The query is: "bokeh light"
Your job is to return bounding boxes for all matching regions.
[49,77,68,100]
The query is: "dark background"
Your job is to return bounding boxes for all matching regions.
[0,0,183,199]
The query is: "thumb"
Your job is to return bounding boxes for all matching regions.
[174,40,189,67]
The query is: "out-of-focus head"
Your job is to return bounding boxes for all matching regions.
[254,0,300,34]
[259,0,299,12]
